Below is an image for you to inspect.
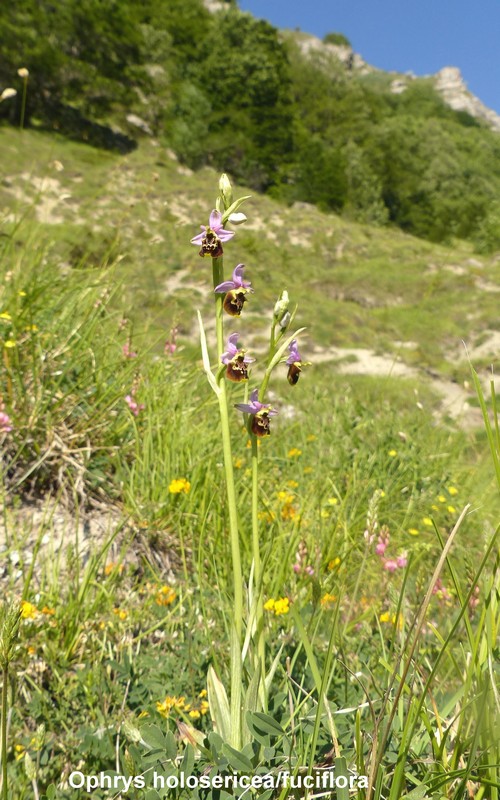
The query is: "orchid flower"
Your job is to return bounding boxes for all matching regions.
[215,264,254,317]
[286,339,309,385]
[191,210,234,258]
[235,388,278,437]
[221,333,255,382]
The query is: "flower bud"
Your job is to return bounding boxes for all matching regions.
[18,68,29,79]
[228,212,247,225]
[274,290,289,323]
[279,311,291,331]
[0,88,17,102]
[218,173,233,210]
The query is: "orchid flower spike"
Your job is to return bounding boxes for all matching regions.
[215,264,254,316]
[235,388,278,437]
[221,333,255,382]
[286,339,310,385]
[191,210,234,258]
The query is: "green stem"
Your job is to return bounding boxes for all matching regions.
[251,435,266,708]
[1,665,7,800]
[20,78,28,131]
[212,256,243,747]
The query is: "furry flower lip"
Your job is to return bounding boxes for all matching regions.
[221,333,255,382]
[235,388,278,437]
[215,264,253,316]
[191,209,234,258]
[286,339,309,385]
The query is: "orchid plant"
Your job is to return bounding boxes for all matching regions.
[192,174,308,748]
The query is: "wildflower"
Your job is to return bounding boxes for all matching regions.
[122,342,137,358]
[221,333,255,382]
[168,478,191,494]
[191,209,234,258]
[0,410,13,433]
[4,340,16,348]
[125,394,145,417]
[20,601,38,620]
[18,68,29,79]
[281,504,298,521]
[215,264,253,316]
[286,339,309,385]
[423,517,433,526]
[328,557,341,570]
[396,552,408,568]
[156,696,185,718]
[447,505,456,514]
[198,689,207,698]
[306,434,317,442]
[189,710,201,719]
[388,449,397,457]
[288,447,302,457]
[438,495,446,503]
[0,88,17,102]
[164,327,178,355]
[320,593,337,607]
[375,531,389,556]
[113,608,128,621]
[383,559,398,573]
[264,597,290,616]
[447,486,458,496]
[0,311,11,320]
[104,562,124,576]
[408,528,419,536]
[40,607,55,616]
[287,480,299,488]
[234,457,243,468]
[200,700,209,715]
[235,388,278,437]
[327,497,338,506]
[155,586,177,606]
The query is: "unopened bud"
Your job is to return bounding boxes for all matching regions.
[122,720,142,744]
[218,173,233,209]
[279,311,291,331]
[24,752,36,782]
[0,88,17,102]
[18,68,29,79]
[124,747,136,776]
[274,290,290,323]
[228,212,247,225]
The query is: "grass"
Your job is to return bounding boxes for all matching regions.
[0,127,499,799]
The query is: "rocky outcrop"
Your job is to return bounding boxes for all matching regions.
[434,67,500,132]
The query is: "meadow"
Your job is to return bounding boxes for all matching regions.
[0,127,499,800]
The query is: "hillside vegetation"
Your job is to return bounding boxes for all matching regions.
[2,0,500,248]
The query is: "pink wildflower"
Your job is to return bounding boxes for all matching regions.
[122,342,137,359]
[375,532,390,556]
[0,411,12,433]
[125,395,145,417]
[383,559,398,573]
[396,552,408,568]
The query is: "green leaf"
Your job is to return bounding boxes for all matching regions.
[334,757,350,800]
[141,725,166,751]
[404,787,429,800]
[207,666,231,742]
[181,743,195,778]
[248,711,285,736]
[222,743,254,772]
[165,730,177,761]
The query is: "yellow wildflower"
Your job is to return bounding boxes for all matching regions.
[303,466,313,474]
[18,291,26,297]
[104,562,124,576]
[438,495,446,503]
[113,608,128,621]
[328,557,341,570]
[0,312,11,320]
[189,709,201,719]
[447,486,458,496]
[273,597,290,615]
[264,599,276,612]
[388,449,397,457]
[288,448,302,457]
[320,593,337,607]
[408,528,419,536]
[281,504,298,521]
[326,497,338,506]
[233,458,243,469]
[198,689,207,698]
[200,700,209,715]
[258,510,276,523]
[306,434,317,442]
[168,478,191,494]
[4,340,16,348]
[379,611,391,623]
[431,504,439,511]
[277,491,294,504]
[287,480,299,488]
[423,517,433,526]
[155,586,177,606]
[40,606,55,616]
[320,509,330,519]
[20,601,38,620]
[447,505,456,514]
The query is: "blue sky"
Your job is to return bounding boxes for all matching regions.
[238,0,500,114]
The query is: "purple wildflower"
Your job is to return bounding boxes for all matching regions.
[191,210,234,258]
[235,388,278,437]
[215,264,253,317]
[221,333,254,382]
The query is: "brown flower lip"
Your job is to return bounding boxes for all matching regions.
[223,289,249,316]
